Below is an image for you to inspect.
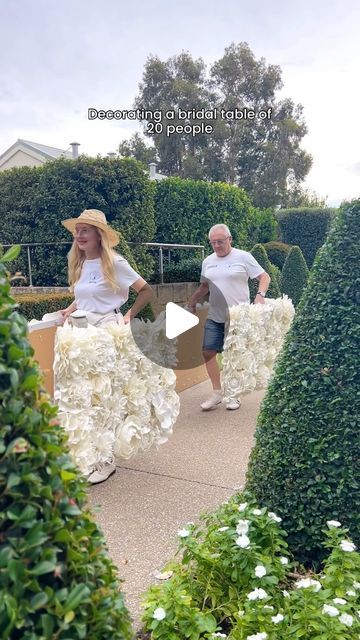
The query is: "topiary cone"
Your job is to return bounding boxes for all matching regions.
[245,201,360,565]
[249,243,281,301]
[0,259,133,639]
[280,245,309,306]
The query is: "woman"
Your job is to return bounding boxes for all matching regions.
[59,208,153,483]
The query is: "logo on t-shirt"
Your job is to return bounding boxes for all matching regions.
[89,271,100,283]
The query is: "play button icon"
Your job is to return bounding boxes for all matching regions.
[165,302,199,339]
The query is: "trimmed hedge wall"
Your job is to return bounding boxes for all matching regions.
[276,207,335,266]
[154,177,275,252]
[0,157,156,285]
[246,199,360,565]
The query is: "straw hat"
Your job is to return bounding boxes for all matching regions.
[62,209,120,247]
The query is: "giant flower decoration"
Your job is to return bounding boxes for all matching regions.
[54,316,180,476]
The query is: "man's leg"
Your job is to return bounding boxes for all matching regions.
[203,349,221,391]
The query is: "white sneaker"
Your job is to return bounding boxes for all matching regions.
[201,391,223,411]
[226,399,241,411]
[87,461,116,484]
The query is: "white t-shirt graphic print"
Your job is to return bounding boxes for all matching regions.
[74,255,140,314]
[200,248,264,322]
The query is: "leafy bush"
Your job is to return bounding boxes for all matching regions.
[0,156,155,284]
[154,178,256,250]
[262,241,292,270]
[246,200,360,565]
[248,244,281,302]
[0,249,133,639]
[246,208,278,248]
[276,207,335,266]
[280,245,309,306]
[141,492,360,639]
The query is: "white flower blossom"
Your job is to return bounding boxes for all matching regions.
[333,598,347,605]
[153,607,166,620]
[246,632,268,640]
[271,613,284,623]
[255,565,267,578]
[236,534,250,548]
[268,512,282,523]
[340,540,357,552]
[346,590,356,597]
[296,578,322,592]
[177,528,190,538]
[238,502,248,512]
[252,509,262,516]
[339,613,353,627]
[327,520,341,528]
[236,519,250,535]
[282,590,290,598]
[218,526,229,532]
[322,604,339,617]
[280,557,289,565]
[353,581,360,590]
[212,634,227,638]
[247,588,268,601]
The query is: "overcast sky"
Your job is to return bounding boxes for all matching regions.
[1,0,359,206]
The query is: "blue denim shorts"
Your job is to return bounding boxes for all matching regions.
[202,318,225,353]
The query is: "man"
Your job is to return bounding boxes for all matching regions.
[187,224,270,411]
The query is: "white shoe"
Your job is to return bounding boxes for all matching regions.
[87,461,116,484]
[226,399,241,411]
[201,391,223,411]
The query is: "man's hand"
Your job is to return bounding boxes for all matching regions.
[123,310,131,324]
[187,303,197,314]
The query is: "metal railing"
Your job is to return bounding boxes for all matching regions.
[2,241,205,286]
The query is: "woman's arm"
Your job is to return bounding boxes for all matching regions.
[59,300,77,323]
[122,278,154,324]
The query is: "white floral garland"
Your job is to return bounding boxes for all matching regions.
[53,314,180,476]
[221,296,295,403]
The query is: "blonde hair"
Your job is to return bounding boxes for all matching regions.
[68,226,120,292]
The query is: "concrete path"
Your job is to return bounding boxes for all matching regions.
[88,380,265,627]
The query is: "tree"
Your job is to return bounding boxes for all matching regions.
[128,43,312,207]
[0,249,133,639]
[118,132,158,165]
[280,245,309,306]
[246,200,360,565]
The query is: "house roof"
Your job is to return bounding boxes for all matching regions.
[0,139,72,167]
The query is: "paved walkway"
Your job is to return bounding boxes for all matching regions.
[88,380,265,627]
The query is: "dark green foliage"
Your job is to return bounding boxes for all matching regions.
[280,245,309,306]
[249,244,281,302]
[0,157,155,284]
[245,208,278,248]
[277,207,335,266]
[263,241,292,270]
[151,256,202,284]
[154,177,257,250]
[0,259,133,639]
[14,293,74,320]
[246,200,360,565]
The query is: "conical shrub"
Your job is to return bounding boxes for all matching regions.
[246,201,360,565]
[249,243,281,301]
[0,250,133,639]
[280,245,309,306]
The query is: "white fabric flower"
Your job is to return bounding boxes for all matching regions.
[255,565,267,578]
[340,540,357,552]
[322,605,339,617]
[236,534,250,548]
[236,519,250,535]
[296,578,322,592]
[178,528,190,538]
[268,512,282,523]
[271,613,284,623]
[339,613,353,627]
[247,588,268,600]
[280,557,289,565]
[153,607,166,620]
[333,598,347,605]
[327,520,341,528]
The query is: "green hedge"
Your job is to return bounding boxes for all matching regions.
[280,245,309,306]
[151,256,203,284]
[276,207,335,266]
[249,244,281,301]
[0,258,133,639]
[246,199,360,565]
[0,156,156,285]
[154,177,272,252]
[263,240,292,270]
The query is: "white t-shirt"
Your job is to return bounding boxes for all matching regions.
[200,248,264,322]
[74,255,140,314]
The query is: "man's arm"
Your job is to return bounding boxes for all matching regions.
[254,271,271,304]
[187,282,209,313]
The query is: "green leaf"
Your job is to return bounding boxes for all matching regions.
[1,245,21,263]
[32,561,57,575]
[60,469,77,482]
[30,592,49,609]
[63,584,91,613]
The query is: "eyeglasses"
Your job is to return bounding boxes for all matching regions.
[209,236,230,246]
[75,228,93,237]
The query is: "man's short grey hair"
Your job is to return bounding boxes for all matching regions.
[208,224,231,239]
